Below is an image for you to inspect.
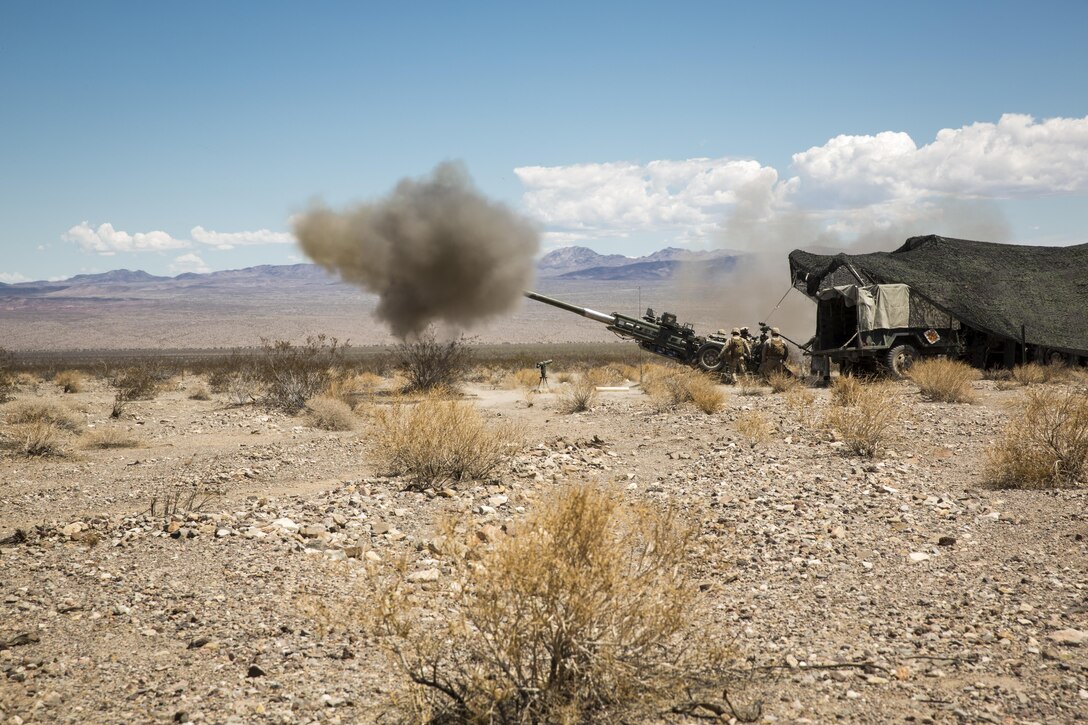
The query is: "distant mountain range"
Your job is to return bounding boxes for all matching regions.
[0,246,740,296]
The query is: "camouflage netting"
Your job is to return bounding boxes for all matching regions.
[789,235,1088,354]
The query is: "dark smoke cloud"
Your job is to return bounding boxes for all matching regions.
[294,162,539,338]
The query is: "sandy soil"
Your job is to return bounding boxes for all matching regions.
[1,373,1086,724]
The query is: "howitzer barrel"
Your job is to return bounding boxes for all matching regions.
[524,291,615,325]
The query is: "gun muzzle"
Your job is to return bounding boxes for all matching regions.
[524,291,615,325]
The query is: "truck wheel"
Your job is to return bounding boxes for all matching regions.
[696,343,724,372]
[884,344,917,378]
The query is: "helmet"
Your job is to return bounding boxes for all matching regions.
[716,329,727,336]
[771,327,781,336]
[731,327,740,335]
[740,326,749,333]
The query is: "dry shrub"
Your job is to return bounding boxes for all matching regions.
[987,388,1088,489]
[585,365,633,386]
[110,366,160,401]
[259,334,345,413]
[395,328,473,393]
[734,410,772,443]
[908,357,979,403]
[304,395,357,431]
[54,370,84,393]
[0,347,14,402]
[325,372,381,410]
[363,484,716,723]
[507,368,542,389]
[823,382,901,457]
[226,371,262,406]
[8,421,67,457]
[688,374,725,414]
[643,367,721,413]
[557,378,598,413]
[4,399,82,432]
[556,371,574,384]
[737,375,766,396]
[187,381,211,401]
[370,399,523,485]
[766,370,800,394]
[784,386,817,426]
[830,375,865,407]
[83,427,144,449]
[1011,363,1077,386]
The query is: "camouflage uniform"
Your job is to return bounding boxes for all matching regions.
[760,328,789,376]
[722,329,750,383]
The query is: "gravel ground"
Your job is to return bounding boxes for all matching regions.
[1,375,1086,724]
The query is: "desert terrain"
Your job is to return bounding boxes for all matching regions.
[1,362,1086,724]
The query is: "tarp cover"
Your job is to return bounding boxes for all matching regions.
[790,235,1088,354]
[818,284,911,331]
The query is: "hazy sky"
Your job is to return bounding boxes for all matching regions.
[2,0,1087,282]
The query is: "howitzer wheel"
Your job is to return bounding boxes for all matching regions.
[696,343,725,372]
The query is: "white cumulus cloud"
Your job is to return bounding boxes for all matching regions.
[190,226,295,250]
[793,113,1088,205]
[0,272,30,284]
[515,158,780,246]
[170,253,210,274]
[62,222,190,255]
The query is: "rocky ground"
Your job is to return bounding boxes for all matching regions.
[1,373,1087,724]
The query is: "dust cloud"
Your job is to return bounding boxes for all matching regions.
[294,162,539,338]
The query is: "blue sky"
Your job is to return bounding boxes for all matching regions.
[2,0,1087,282]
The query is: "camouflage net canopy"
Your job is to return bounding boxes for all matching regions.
[789,235,1088,355]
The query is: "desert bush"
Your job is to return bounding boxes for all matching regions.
[370,399,523,485]
[507,367,542,389]
[395,328,473,393]
[557,377,599,413]
[585,365,626,386]
[110,366,160,402]
[257,335,346,413]
[830,375,865,407]
[3,399,83,432]
[8,421,67,457]
[734,410,772,443]
[908,358,979,403]
[325,372,383,409]
[766,370,800,394]
[360,484,715,723]
[0,348,16,403]
[987,388,1088,489]
[304,395,357,431]
[737,375,766,396]
[823,382,902,457]
[82,427,144,449]
[1010,362,1077,386]
[556,371,574,384]
[643,366,720,413]
[54,370,84,393]
[187,381,211,400]
[784,386,817,426]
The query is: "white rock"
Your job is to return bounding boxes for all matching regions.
[909,552,931,562]
[271,518,299,533]
[407,568,440,583]
[1048,628,1088,646]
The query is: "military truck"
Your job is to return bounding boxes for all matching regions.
[790,235,1088,377]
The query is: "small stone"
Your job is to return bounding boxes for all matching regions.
[364,550,382,562]
[937,536,956,546]
[909,552,931,562]
[488,495,508,508]
[371,522,391,535]
[61,522,87,538]
[476,525,502,543]
[215,528,231,538]
[845,689,860,699]
[247,664,266,677]
[1048,628,1088,646]
[300,525,327,538]
[271,518,299,533]
[407,568,440,583]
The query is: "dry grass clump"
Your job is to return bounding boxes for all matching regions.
[586,364,639,386]
[4,399,83,432]
[370,399,523,485]
[187,381,211,400]
[82,427,144,449]
[325,372,383,410]
[737,375,766,396]
[7,421,68,457]
[259,334,345,413]
[0,348,15,403]
[784,386,818,426]
[642,366,723,414]
[1010,362,1079,387]
[359,484,715,723]
[54,370,84,393]
[304,395,357,431]
[830,375,865,407]
[766,370,800,394]
[987,388,1088,489]
[557,378,599,413]
[688,374,725,413]
[734,410,772,443]
[555,371,574,384]
[823,382,902,457]
[110,366,160,401]
[507,367,542,389]
[908,358,979,403]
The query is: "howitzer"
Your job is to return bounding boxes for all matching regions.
[524,291,729,371]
